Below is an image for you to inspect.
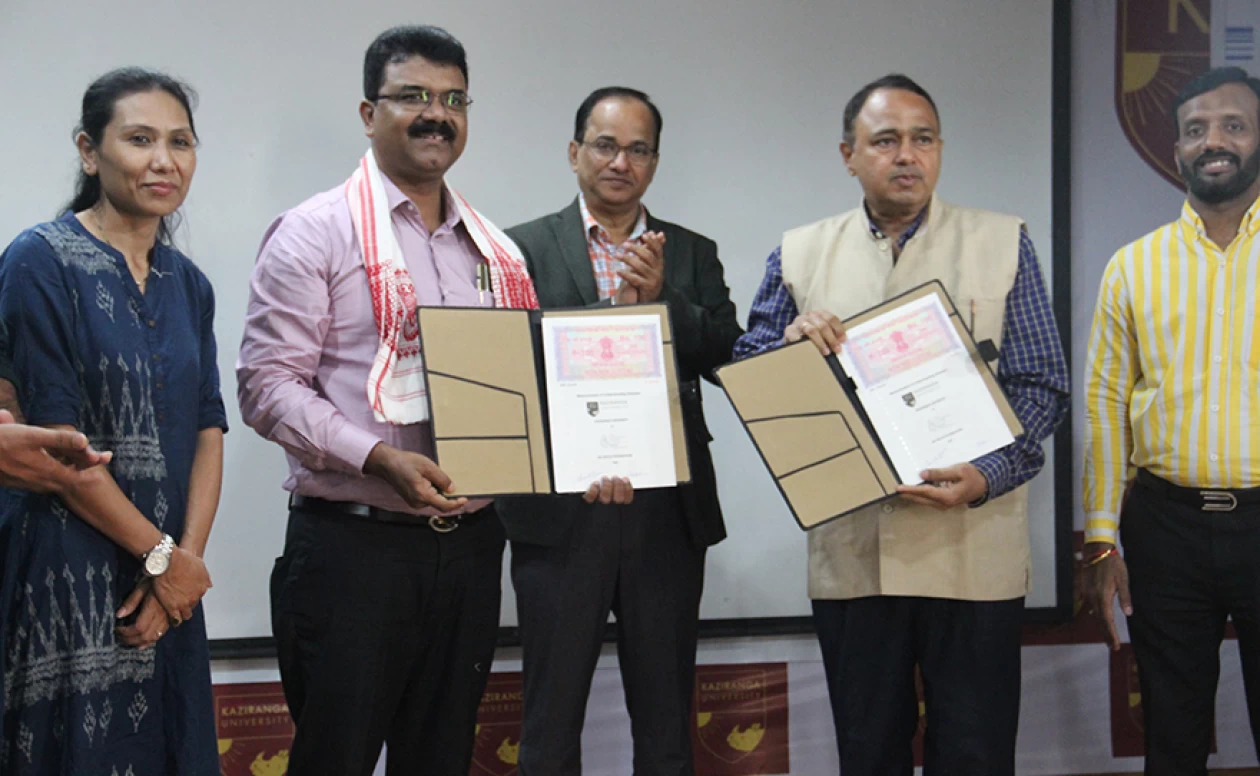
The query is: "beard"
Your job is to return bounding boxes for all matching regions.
[1178,147,1260,204]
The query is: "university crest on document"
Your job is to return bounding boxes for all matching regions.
[1115,0,1211,189]
[470,672,523,776]
[690,663,790,775]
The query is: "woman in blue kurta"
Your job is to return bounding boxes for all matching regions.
[0,68,225,775]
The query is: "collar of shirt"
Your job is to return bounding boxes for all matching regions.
[578,192,648,246]
[380,173,464,237]
[863,199,929,252]
[1179,194,1260,247]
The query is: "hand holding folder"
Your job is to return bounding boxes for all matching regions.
[414,302,692,498]
[716,281,1021,530]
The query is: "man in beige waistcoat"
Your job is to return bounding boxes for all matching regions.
[732,73,1069,776]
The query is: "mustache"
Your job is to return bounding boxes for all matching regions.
[1195,150,1240,169]
[408,120,457,141]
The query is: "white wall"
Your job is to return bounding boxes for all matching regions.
[0,0,1056,639]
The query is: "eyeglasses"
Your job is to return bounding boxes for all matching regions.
[581,138,657,166]
[375,88,473,113]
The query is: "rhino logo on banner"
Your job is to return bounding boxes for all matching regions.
[1115,0,1211,189]
[691,664,790,775]
[212,683,295,776]
[470,673,523,776]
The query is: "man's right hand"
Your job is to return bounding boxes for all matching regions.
[582,476,634,505]
[614,281,640,306]
[784,310,847,355]
[1082,541,1132,651]
[364,442,469,513]
[151,546,212,625]
[0,411,112,494]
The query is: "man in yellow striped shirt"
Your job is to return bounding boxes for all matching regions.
[1083,66,1260,774]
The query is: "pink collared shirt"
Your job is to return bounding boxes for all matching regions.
[237,175,491,515]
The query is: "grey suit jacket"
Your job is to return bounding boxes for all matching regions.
[496,197,743,548]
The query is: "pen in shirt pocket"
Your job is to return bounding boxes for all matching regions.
[477,261,491,305]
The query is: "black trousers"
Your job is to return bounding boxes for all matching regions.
[811,595,1024,776]
[270,504,505,776]
[1123,474,1260,775]
[510,489,706,776]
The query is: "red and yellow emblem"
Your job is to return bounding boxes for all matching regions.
[691,663,790,775]
[471,672,524,776]
[213,682,294,776]
[1115,0,1212,189]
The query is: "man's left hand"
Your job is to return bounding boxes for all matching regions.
[896,463,988,509]
[617,231,665,303]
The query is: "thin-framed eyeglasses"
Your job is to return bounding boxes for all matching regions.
[375,88,473,113]
[581,138,657,166]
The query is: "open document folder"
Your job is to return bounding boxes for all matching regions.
[714,281,1022,530]
[414,302,691,497]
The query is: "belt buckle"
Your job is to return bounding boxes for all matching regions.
[428,515,460,533]
[1200,490,1238,512]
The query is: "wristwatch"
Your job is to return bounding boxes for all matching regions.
[141,534,176,577]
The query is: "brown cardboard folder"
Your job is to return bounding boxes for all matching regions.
[416,302,691,497]
[715,281,1022,531]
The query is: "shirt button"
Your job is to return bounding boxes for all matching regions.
[878,240,890,252]
[1215,356,1224,363]
[1211,404,1220,412]
[1210,453,1219,462]
[147,319,157,328]
[156,382,164,390]
[1217,308,1226,316]
[882,503,895,514]
[152,354,161,362]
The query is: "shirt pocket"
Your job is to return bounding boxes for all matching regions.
[959,296,1007,359]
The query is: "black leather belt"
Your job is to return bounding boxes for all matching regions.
[1136,469,1260,513]
[289,494,481,532]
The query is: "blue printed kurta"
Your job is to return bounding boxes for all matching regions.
[0,213,227,775]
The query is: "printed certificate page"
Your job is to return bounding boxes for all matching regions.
[541,314,677,493]
[837,294,1014,484]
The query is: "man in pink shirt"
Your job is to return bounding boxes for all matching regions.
[237,26,627,776]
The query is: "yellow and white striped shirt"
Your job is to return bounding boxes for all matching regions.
[1083,197,1260,545]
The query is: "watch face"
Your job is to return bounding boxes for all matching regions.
[145,550,170,577]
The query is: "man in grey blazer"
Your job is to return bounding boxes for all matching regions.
[499,86,743,775]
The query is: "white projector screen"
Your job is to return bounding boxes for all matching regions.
[0,0,1058,642]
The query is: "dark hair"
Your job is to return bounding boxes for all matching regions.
[63,67,198,245]
[1171,66,1260,135]
[363,25,468,100]
[842,73,940,145]
[573,87,663,152]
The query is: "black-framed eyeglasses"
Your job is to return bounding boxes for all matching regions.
[581,138,657,166]
[375,88,473,113]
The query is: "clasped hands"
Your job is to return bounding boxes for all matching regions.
[117,544,212,649]
[613,231,666,306]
